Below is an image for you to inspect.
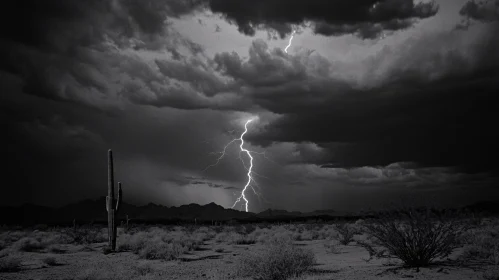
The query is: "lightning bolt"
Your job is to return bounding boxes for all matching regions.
[203,118,258,212]
[231,118,254,212]
[284,30,296,54]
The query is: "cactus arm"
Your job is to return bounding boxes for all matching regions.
[106,196,110,212]
[116,182,122,211]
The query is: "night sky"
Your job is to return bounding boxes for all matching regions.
[1,0,498,212]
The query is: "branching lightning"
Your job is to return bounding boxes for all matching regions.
[284,30,296,54]
[203,117,260,212]
[231,118,254,212]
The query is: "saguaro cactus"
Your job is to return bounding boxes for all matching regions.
[106,149,122,251]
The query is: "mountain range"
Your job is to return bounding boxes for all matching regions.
[0,197,498,226]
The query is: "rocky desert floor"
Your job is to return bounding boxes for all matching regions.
[0,219,498,280]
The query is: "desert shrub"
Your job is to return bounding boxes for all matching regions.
[117,227,204,260]
[214,231,229,243]
[483,266,499,280]
[215,247,224,253]
[236,237,316,280]
[43,255,57,266]
[324,239,341,254]
[12,237,46,252]
[334,223,356,245]
[356,239,388,262]
[192,227,217,241]
[0,231,28,249]
[138,241,185,260]
[133,262,154,276]
[0,256,21,272]
[64,227,107,244]
[297,229,321,241]
[48,244,67,254]
[234,234,257,245]
[461,226,499,265]
[364,207,469,267]
[239,224,257,234]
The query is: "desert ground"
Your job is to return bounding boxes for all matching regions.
[1,216,498,280]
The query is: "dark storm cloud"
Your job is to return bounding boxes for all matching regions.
[456,0,499,29]
[214,23,499,173]
[0,0,223,110]
[460,0,499,21]
[205,0,439,39]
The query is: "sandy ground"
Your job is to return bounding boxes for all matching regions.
[0,238,494,280]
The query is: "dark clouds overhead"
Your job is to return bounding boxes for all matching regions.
[460,0,499,21]
[1,0,498,211]
[206,0,439,39]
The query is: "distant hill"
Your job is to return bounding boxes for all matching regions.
[0,197,254,225]
[0,199,497,226]
[463,200,499,214]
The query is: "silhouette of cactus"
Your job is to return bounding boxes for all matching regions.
[106,149,122,251]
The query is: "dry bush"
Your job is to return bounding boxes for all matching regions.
[63,227,107,244]
[215,231,257,245]
[334,223,357,245]
[483,266,499,280]
[296,229,321,241]
[0,231,28,249]
[364,207,469,267]
[12,237,46,252]
[215,247,224,253]
[356,239,388,262]
[0,256,21,272]
[236,237,316,280]
[117,227,204,260]
[42,255,57,266]
[192,226,217,241]
[460,224,499,265]
[48,244,67,254]
[324,239,341,254]
[133,262,155,276]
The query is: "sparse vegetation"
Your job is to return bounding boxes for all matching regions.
[65,227,107,244]
[334,223,357,245]
[236,237,316,280]
[483,266,499,280]
[324,239,341,254]
[42,255,57,266]
[363,207,470,267]
[117,227,207,260]
[0,215,497,279]
[0,256,21,272]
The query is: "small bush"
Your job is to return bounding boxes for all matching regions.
[461,226,499,265]
[48,244,67,254]
[324,239,341,254]
[364,207,469,267]
[0,256,21,272]
[138,241,185,260]
[483,266,499,280]
[13,237,45,252]
[65,227,107,244]
[335,223,356,245]
[102,246,113,255]
[133,262,154,276]
[215,248,224,253]
[43,256,57,266]
[236,238,316,280]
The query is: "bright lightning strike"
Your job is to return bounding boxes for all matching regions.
[284,30,296,54]
[203,118,258,212]
[231,118,254,212]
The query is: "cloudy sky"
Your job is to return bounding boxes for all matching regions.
[1,0,498,212]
